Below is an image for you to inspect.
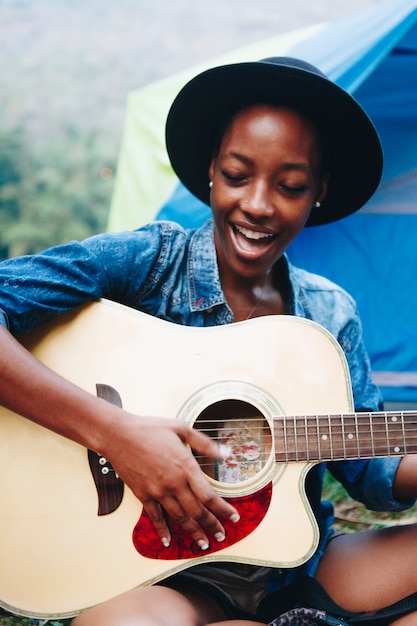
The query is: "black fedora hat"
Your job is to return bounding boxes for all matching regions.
[165,57,383,227]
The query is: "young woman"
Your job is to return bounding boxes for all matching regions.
[1,58,417,625]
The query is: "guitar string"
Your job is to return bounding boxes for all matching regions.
[193,416,417,430]
[192,439,417,465]
[193,417,417,437]
[192,443,417,468]
[189,414,417,467]
[194,428,417,440]
[194,414,417,423]
[194,429,417,444]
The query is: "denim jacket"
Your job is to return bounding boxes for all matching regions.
[0,218,412,579]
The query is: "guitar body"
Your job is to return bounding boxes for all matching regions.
[0,299,353,618]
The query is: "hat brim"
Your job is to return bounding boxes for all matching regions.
[165,61,383,226]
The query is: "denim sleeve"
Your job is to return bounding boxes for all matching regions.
[336,307,383,413]
[329,309,415,512]
[0,223,179,335]
[0,240,107,333]
[329,457,415,512]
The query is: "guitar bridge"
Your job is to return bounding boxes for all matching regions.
[87,383,124,516]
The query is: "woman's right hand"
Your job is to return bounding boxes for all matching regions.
[98,411,240,550]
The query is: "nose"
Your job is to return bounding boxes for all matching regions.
[242,181,274,218]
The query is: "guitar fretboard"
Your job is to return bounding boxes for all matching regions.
[273,411,417,462]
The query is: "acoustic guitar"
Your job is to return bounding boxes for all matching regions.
[0,299,414,618]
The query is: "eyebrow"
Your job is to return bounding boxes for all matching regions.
[222,151,311,173]
[221,150,251,165]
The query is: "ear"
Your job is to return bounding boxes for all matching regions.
[208,158,216,182]
[317,172,329,204]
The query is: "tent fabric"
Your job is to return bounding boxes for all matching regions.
[289,19,417,402]
[109,0,417,404]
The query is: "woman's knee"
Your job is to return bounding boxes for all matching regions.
[71,584,205,626]
[316,525,417,612]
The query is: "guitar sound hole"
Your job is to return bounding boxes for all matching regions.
[194,400,271,484]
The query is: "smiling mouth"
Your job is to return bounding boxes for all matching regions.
[234,224,275,241]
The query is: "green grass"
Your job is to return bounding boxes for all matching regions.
[0,614,71,626]
[323,469,417,532]
[2,471,416,625]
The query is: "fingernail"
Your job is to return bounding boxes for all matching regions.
[161,537,170,547]
[215,532,225,542]
[229,512,240,523]
[198,539,209,550]
[219,444,232,459]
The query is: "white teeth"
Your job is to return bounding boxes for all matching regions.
[235,225,274,240]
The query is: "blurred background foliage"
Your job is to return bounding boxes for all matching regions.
[0,126,113,259]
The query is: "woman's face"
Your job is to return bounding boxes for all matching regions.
[209,104,328,282]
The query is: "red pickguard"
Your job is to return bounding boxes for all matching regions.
[133,482,272,559]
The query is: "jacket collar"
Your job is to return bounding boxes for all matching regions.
[188,219,226,312]
[187,218,303,318]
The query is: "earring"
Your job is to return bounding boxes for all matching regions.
[314,201,321,208]
[209,181,213,188]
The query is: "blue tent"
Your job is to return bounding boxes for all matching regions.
[288,2,417,405]
[109,0,417,406]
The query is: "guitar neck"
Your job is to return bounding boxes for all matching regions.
[274,411,417,462]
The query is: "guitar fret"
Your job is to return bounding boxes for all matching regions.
[401,414,407,455]
[369,412,375,457]
[306,415,320,461]
[293,416,298,461]
[373,411,386,456]
[354,413,360,457]
[403,413,414,453]
[328,414,333,460]
[385,415,390,452]
[304,415,308,461]
[361,412,370,457]
[378,411,399,456]
[387,413,404,455]
[320,416,326,459]
[316,416,321,461]
[342,415,350,456]
[283,415,289,463]
[308,416,315,461]
[385,412,390,454]
[341,413,346,459]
